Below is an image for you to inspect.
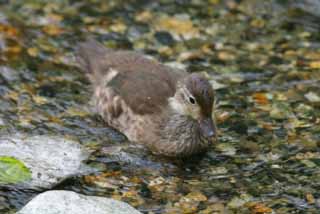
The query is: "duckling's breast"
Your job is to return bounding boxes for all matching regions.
[152,114,212,157]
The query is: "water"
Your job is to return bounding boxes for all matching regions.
[0,0,320,213]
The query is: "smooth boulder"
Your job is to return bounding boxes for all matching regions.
[17,190,142,214]
[0,134,89,189]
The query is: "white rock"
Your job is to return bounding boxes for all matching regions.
[209,79,227,90]
[165,61,187,70]
[305,92,320,103]
[0,134,89,189]
[17,190,141,214]
[0,117,4,126]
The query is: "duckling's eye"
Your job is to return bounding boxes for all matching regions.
[189,97,196,104]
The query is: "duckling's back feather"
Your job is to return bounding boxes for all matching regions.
[76,40,186,115]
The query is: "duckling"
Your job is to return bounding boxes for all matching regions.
[76,40,217,157]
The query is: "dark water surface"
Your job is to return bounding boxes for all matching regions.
[0,0,320,213]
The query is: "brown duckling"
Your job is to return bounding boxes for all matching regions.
[76,40,217,157]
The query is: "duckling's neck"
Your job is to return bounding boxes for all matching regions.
[156,111,210,157]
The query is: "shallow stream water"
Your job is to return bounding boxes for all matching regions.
[0,0,320,213]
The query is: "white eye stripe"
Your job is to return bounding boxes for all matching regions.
[182,86,194,98]
[180,91,188,100]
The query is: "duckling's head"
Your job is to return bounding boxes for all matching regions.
[169,73,217,139]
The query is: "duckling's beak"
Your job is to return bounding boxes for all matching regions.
[199,117,217,139]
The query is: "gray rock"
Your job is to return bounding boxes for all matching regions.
[292,0,320,17]
[0,135,89,189]
[0,66,19,82]
[0,117,4,126]
[17,190,141,214]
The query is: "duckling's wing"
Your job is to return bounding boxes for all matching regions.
[76,40,185,115]
[108,69,180,115]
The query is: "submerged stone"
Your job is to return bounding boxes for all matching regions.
[17,190,141,214]
[154,31,175,46]
[0,66,19,82]
[0,134,89,189]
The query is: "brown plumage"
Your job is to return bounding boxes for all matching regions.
[186,73,214,117]
[76,40,217,157]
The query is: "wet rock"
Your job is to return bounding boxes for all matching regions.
[99,145,166,170]
[0,134,89,189]
[215,143,236,156]
[230,121,248,134]
[165,61,187,70]
[304,92,320,103]
[316,198,320,208]
[209,79,227,90]
[17,190,141,214]
[292,0,320,17]
[239,141,260,154]
[227,193,252,209]
[301,140,318,152]
[155,14,200,40]
[127,25,149,40]
[37,84,57,97]
[154,31,175,46]
[0,66,19,82]
[0,196,6,211]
